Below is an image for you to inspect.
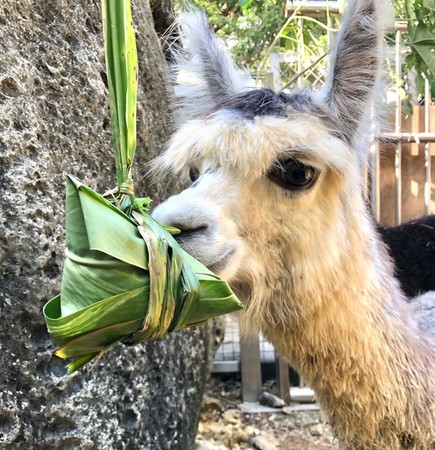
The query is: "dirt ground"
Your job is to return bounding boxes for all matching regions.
[195,376,340,450]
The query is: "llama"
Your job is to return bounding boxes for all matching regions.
[151,0,435,448]
[377,215,435,299]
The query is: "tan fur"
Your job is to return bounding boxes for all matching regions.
[237,167,435,449]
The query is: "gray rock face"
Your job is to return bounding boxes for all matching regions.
[0,1,213,448]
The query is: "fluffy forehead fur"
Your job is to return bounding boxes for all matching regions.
[152,106,358,184]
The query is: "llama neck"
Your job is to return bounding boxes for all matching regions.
[265,224,418,373]
[257,215,435,448]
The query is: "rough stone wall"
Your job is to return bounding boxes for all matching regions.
[149,0,174,35]
[0,1,213,448]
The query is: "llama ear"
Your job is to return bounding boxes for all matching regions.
[171,10,252,125]
[320,0,388,143]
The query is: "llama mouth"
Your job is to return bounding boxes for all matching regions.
[206,248,236,275]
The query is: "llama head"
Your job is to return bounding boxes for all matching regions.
[152,0,389,331]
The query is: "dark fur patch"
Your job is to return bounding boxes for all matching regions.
[213,88,344,140]
[214,88,306,118]
[378,215,435,298]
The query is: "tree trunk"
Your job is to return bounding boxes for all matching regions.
[0,1,213,448]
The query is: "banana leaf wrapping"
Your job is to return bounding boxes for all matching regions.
[43,176,243,373]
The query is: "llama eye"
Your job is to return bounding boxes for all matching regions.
[189,167,200,183]
[268,158,319,191]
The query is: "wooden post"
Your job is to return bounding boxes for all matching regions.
[240,334,262,402]
[276,357,290,403]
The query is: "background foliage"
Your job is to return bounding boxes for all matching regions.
[396,0,435,99]
[175,0,284,69]
[174,0,434,101]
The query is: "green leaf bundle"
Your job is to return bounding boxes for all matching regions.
[43,0,243,373]
[44,177,242,373]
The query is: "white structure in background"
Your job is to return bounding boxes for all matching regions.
[285,0,341,16]
[267,1,342,91]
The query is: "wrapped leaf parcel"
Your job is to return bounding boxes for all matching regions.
[43,176,243,373]
[42,0,242,374]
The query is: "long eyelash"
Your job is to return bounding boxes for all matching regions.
[270,157,298,174]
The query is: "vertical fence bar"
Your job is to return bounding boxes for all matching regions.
[424,77,431,215]
[363,138,369,200]
[297,17,304,89]
[327,15,333,49]
[240,334,262,402]
[394,29,402,225]
[371,120,381,221]
[269,53,282,92]
[276,357,291,403]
